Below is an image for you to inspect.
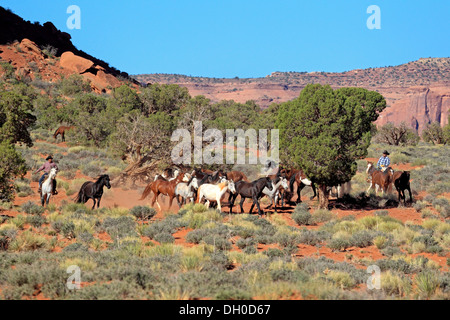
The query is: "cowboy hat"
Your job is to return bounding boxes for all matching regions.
[46,155,53,160]
[382,150,390,155]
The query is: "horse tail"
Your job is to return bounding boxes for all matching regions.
[139,182,153,200]
[73,181,90,203]
[74,189,84,203]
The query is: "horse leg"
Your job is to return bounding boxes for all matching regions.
[97,197,101,209]
[41,194,45,207]
[153,192,161,211]
[46,194,51,206]
[91,198,96,210]
[168,195,175,209]
[239,197,245,214]
[229,194,236,214]
[407,186,413,203]
[176,195,182,208]
[254,197,263,216]
[217,196,222,212]
[296,184,304,203]
[62,132,65,142]
[310,183,317,200]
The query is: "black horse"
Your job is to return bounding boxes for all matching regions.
[74,175,111,209]
[230,177,273,216]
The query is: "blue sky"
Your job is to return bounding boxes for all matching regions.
[1,0,449,77]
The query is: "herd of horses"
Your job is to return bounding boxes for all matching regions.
[137,161,413,215]
[40,132,413,212]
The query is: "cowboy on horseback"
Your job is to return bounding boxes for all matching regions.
[35,155,58,195]
[377,150,391,172]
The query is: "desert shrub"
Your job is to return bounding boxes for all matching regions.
[326,271,356,289]
[61,221,76,239]
[236,237,257,249]
[142,221,175,239]
[8,230,47,251]
[381,271,411,296]
[21,201,44,215]
[263,248,285,258]
[327,238,351,251]
[59,74,91,96]
[413,201,428,212]
[154,232,175,244]
[380,246,403,257]
[373,236,388,249]
[292,206,312,226]
[414,271,440,299]
[79,231,94,244]
[129,206,156,221]
[376,258,418,274]
[297,229,330,246]
[311,209,335,224]
[63,243,89,252]
[203,235,231,251]
[81,162,104,178]
[350,230,374,248]
[26,215,47,228]
[102,216,138,240]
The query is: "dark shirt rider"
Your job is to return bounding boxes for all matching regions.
[34,155,58,195]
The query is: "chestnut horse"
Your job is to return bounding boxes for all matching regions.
[366,162,394,196]
[53,126,75,142]
[139,172,189,210]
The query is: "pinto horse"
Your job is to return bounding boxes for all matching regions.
[393,171,412,205]
[366,162,394,196]
[230,177,273,216]
[290,170,317,203]
[53,126,75,142]
[140,172,189,210]
[74,175,111,209]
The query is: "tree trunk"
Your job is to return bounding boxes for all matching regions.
[318,184,329,209]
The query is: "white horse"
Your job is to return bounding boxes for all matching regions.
[263,177,289,211]
[175,177,199,208]
[40,168,57,207]
[197,180,236,212]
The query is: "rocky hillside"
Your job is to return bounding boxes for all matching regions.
[0,6,135,93]
[136,58,450,133]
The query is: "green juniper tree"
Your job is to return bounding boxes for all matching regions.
[0,90,36,200]
[276,84,386,208]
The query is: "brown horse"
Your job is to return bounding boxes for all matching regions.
[140,172,188,210]
[393,171,412,205]
[366,162,394,196]
[53,126,75,142]
[225,170,249,183]
[277,167,298,205]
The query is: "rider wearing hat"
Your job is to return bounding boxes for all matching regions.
[34,155,59,195]
[377,150,391,172]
